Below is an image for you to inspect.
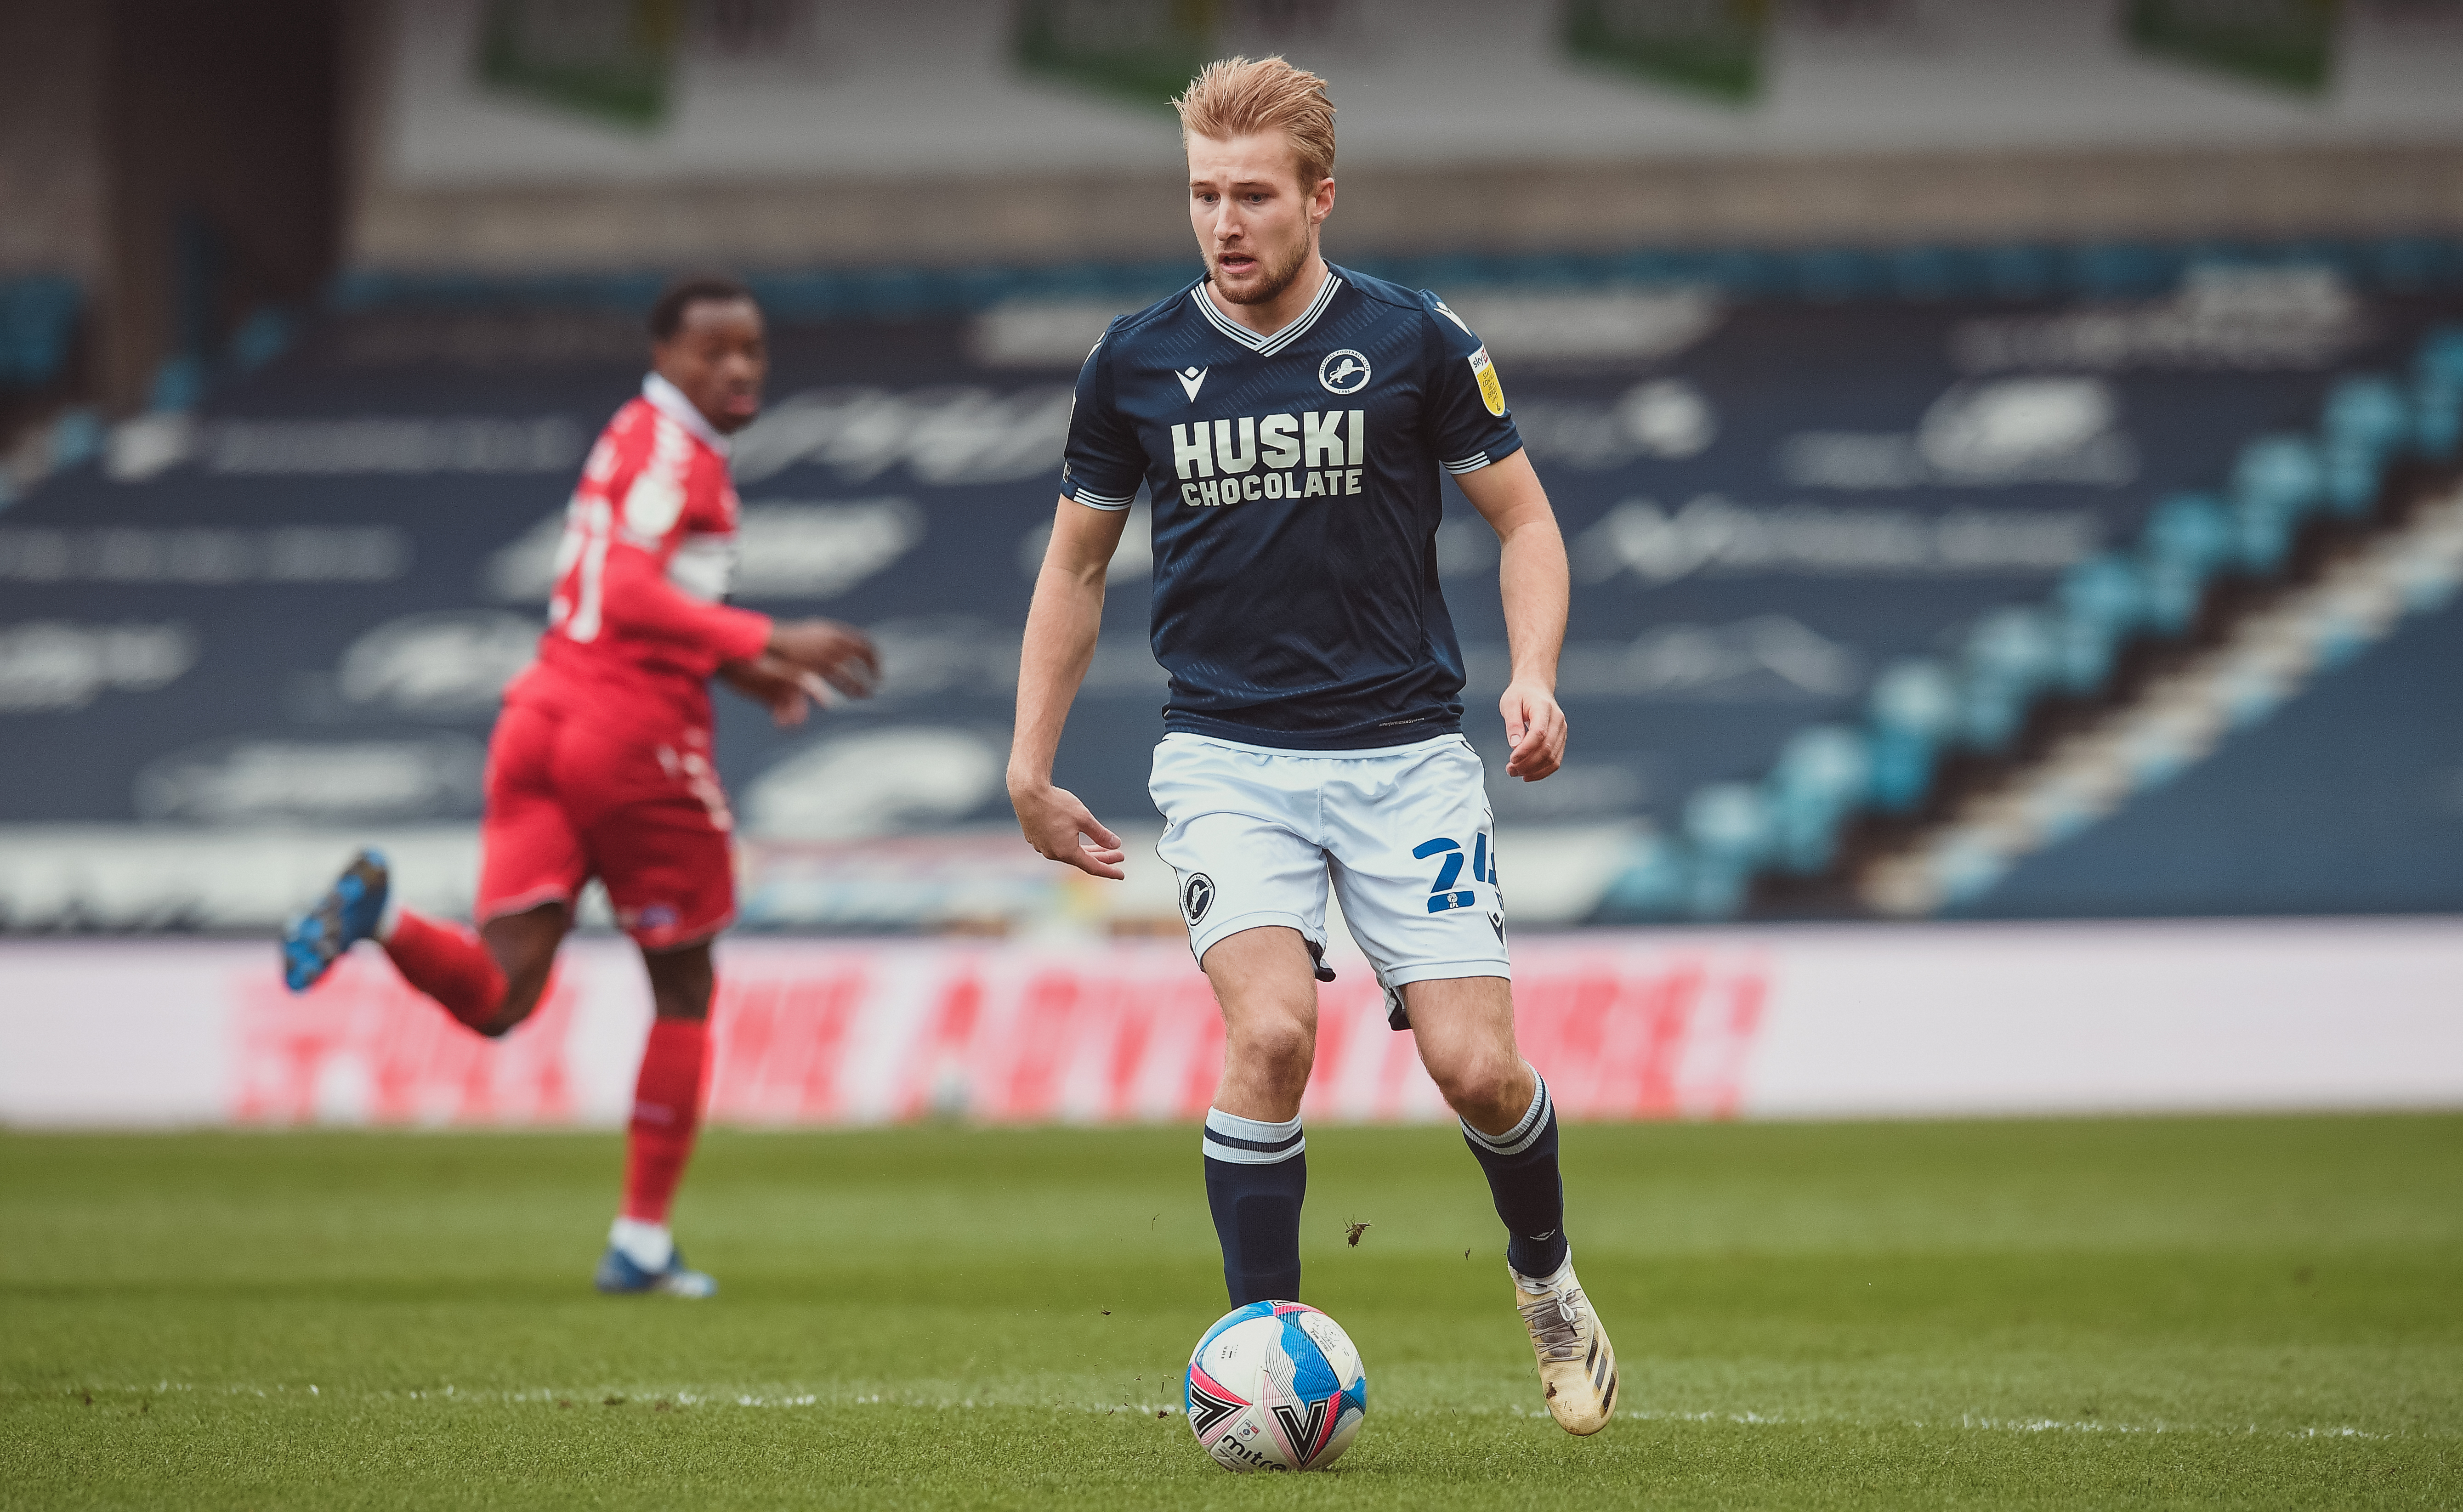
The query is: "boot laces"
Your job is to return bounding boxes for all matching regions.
[1519,1285,1588,1364]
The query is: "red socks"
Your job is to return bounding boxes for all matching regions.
[382,910,508,1031]
[622,1018,711,1224]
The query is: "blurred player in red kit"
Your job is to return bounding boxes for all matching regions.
[281,276,878,1296]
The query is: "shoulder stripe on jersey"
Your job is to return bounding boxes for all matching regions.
[1189,273,1344,357]
[1441,452,1493,474]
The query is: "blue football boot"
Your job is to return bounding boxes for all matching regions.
[281,849,390,992]
[594,1244,718,1299]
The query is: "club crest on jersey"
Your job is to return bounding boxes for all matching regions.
[1470,346,1505,417]
[1177,366,1208,402]
[1318,349,1372,396]
[1181,872,1216,924]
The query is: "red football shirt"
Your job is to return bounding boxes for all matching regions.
[510,375,773,730]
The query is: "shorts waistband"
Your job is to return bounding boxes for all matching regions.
[1158,731,1471,761]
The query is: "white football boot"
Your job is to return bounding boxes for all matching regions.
[1512,1254,1617,1434]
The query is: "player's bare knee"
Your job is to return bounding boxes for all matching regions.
[1431,1048,1524,1127]
[476,971,550,1037]
[1231,1012,1314,1087]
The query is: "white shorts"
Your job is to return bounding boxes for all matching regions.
[1149,731,1510,1029]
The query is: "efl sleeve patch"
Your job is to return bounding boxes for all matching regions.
[1469,347,1505,418]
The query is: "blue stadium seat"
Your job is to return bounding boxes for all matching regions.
[1887,246,1973,301]
[0,275,83,390]
[230,308,297,372]
[1979,244,2059,300]
[2419,375,2462,463]
[2138,558,2205,636]
[1765,725,1873,874]
[2416,328,2463,461]
[2051,610,2120,694]
[2144,493,2238,582]
[1794,248,1887,302]
[148,355,205,413]
[2057,555,2146,638]
[2232,493,2301,577]
[1595,833,1692,920]
[1965,607,2062,691]
[2321,441,2385,518]
[2322,373,2411,470]
[47,408,102,471]
[1865,659,1959,810]
[1672,781,1767,918]
[2230,435,2325,517]
[2069,243,2175,299]
[2420,326,2463,387]
[1685,782,1775,870]
[1959,608,2062,749]
[1867,658,1959,741]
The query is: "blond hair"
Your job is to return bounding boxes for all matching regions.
[1172,56,1336,192]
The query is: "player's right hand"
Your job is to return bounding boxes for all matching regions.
[766,618,881,699]
[1008,778,1127,881]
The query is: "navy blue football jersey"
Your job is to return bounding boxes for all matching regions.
[1060,264,1524,749]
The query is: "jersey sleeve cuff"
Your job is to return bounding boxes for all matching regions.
[712,606,773,663]
[1062,479,1138,511]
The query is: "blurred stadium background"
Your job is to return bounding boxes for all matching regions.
[4,0,2461,1128]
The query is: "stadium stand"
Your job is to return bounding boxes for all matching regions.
[1,242,2458,932]
[0,276,82,392]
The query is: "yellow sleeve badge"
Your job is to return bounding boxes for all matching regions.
[1469,346,1505,418]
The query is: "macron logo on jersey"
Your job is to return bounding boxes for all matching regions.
[1177,366,1208,402]
[1169,409,1366,508]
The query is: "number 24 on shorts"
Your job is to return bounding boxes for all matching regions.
[1413,832,1497,914]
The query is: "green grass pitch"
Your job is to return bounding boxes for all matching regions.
[5,1115,2459,1509]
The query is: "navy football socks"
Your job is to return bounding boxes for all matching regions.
[1462,1070,1569,1280]
[1202,1107,1307,1306]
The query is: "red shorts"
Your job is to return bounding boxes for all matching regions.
[477,697,737,951]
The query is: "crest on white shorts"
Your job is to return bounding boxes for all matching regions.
[1182,872,1217,924]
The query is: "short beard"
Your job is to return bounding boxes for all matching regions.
[1211,232,1314,307]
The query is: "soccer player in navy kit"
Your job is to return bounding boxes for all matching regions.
[1007,57,1617,1435]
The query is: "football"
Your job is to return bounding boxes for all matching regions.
[1183,1300,1368,1472]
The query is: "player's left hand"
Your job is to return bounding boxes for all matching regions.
[1500,679,1567,781]
[717,655,813,728]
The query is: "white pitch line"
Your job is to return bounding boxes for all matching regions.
[35,1382,2410,1440]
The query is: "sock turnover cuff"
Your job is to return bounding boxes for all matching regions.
[1462,1069,1552,1157]
[1203,1106,1305,1165]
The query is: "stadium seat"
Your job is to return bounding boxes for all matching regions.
[2419,376,2462,463]
[2321,440,2385,518]
[2323,374,2412,464]
[1765,725,1873,874]
[1794,248,1887,302]
[1964,607,2062,693]
[1958,609,2062,750]
[1684,781,1776,872]
[2420,326,2463,386]
[2231,435,2326,517]
[1980,244,2060,300]
[2415,328,2463,460]
[1595,832,1691,919]
[148,355,205,413]
[230,308,297,372]
[1864,659,1960,811]
[2069,243,2174,299]
[2051,610,2120,694]
[2057,555,2146,639]
[2144,493,2238,582]
[0,276,83,391]
[2232,493,2301,576]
